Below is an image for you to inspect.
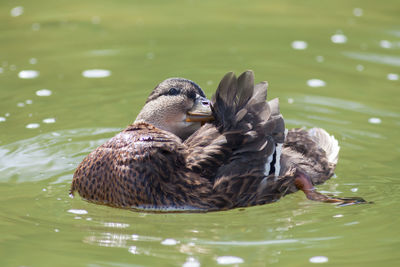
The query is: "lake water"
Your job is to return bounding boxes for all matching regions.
[1,0,399,266]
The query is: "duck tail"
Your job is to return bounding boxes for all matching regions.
[307,128,340,165]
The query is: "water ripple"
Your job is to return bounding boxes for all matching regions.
[0,128,120,183]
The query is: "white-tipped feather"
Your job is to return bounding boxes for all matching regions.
[307,128,340,164]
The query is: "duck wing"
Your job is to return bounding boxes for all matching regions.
[185,71,281,179]
[185,71,286,207]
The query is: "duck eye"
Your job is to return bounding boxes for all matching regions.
[168,87,180,96]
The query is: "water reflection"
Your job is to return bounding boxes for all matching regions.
[291,41,307,50]
[10,6,24,17]
[309,256,328,263]
[307,79,326,88]
[82,69,111,78]
[353,8,363,17]
[331,34,347,44]
[36,89,52,96]
[387,73,399,80]
[42,118,56,124]
[18,70,39,79]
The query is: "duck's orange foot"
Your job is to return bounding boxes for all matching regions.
[294,171,370,206]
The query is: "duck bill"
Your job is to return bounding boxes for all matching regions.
[186,96,214,123]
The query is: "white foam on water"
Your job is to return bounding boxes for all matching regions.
[82,69,111,78]
[18,70,39,79]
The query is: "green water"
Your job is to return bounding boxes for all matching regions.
[1,0,399,266]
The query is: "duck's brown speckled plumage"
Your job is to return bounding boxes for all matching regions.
[70,71,366,211]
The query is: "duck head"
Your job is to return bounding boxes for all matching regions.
[135,78,213,140]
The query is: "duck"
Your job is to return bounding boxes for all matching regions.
[70,71,366,211]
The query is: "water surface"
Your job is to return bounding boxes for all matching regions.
[1,0,399,266]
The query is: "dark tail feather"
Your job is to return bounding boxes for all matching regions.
[210,71,285,182]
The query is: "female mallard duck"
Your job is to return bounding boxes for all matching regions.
[70,71,365,211]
